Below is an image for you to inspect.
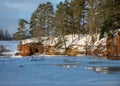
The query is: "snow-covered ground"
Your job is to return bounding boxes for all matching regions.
[0,41,120,86]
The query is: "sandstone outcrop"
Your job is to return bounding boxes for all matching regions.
[15,33,120,60]
[66,49,79,56]
[45,45,56,55]
[106,33,120,59]
[16,43,44,56]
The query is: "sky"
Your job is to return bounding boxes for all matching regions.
[0,0,64,35]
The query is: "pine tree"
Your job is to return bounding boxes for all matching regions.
[86,0,102,37]
[13,19,27,40]
[70,0,85,39]
[30,12,40,37]
[4,30,11,40]
[29,2,54,38]
[100,0,120,39]
[54,0,71,49]
[55,0,76,35]
[0,29,11,40]
[0,29,4,40]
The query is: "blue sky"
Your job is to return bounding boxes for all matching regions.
[0,0,64,35]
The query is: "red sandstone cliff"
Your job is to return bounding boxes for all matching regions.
[15,34,120,59]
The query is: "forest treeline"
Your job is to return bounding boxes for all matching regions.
[0,29,11,40]
[12,0,120,40]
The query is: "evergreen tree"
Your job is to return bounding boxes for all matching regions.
[4,30,11,40]
[0,29,4,40]
[44,2,54,39]
[30,12,41,37]
[13,19,27,40]
[29,2,54,38]
[14,0,120,41]
[100,0,120,39]
[0,29,11,40]
[71,0,85,39]
[54,0,71,49]
[54,1,64,36]
[86,0,102,37]
[55,0,70,36]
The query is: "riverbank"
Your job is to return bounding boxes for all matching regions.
[14,34,120,60]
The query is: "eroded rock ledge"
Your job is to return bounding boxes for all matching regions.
[15,34,120,60]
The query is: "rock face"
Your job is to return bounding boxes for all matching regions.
[106,33,120,59]
[18,44,31,56]
[16,43,44,56]
[15,34,120,59]
[66,49,79,56]
[45,45,56,55]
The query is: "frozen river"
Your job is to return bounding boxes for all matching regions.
[0,56,120,86]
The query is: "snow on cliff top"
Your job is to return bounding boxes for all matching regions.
[20,34,106,52]
[21,34,106,47]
